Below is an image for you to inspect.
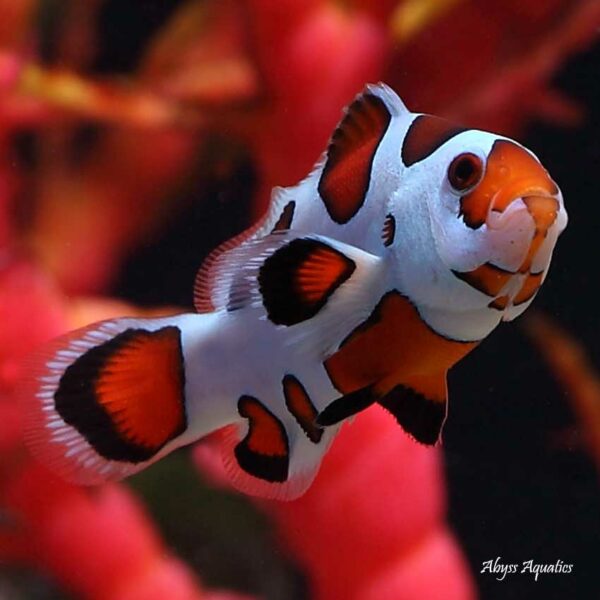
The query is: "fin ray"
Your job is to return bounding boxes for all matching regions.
[194,186,295,313]
[22,317,190,485]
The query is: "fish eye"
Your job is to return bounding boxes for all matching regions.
[447,152,483,193]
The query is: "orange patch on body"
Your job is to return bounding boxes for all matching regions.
[318,93,391,224]
[324,291,477,396]
[489,295,510,310]
[95,327,186,450]
[238,397,288,458]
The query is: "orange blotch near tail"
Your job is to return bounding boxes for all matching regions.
[258,238,356,326]
[295,245,354,305]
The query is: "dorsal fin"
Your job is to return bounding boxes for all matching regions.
[317,86,394,224]
[195,83,407,312]
[194,186,294,313]
[364,82,410,117]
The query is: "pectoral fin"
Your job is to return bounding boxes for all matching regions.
[316,386,377,427]
[377,373,448,445]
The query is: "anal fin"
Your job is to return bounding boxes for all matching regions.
[377,373,448,445]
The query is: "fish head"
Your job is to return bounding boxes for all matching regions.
[416,130,567,316]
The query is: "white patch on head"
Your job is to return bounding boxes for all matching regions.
[386,126,567,340]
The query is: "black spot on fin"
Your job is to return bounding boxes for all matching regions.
[316,386,377,427]
[258,237,356,326]
[377,384,447,445]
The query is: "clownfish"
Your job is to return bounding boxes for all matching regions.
[23,84,567,500]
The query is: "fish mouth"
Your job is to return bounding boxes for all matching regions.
[521,194,560,233]
[486,190,559,231]
[486,190,560,273]
[460,140,561,233]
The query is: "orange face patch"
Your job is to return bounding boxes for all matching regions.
[460,140,559,229]
[318,92,391,224]
[489,295,510,311]
[452,263,513,297]
[518,196,559,272]
[513,272,544,305]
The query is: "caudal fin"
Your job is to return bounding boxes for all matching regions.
[22,317,190,485]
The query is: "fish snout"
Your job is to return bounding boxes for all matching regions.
[521,194,560,235]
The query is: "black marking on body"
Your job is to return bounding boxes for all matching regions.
[378,384,446,445]
[316,386,377,427]
[402,114,468,167]
[272,201,296,232]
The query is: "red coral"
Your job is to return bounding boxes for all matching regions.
[0,260,250,600]
[195,406,475,600]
